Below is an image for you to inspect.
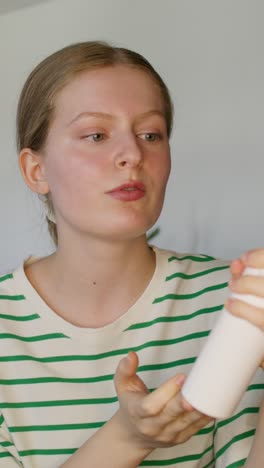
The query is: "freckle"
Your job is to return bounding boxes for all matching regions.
[93,281,96,285]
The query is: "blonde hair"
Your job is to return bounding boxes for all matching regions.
[16,41,174,246]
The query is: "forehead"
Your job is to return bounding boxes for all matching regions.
[53,65,165,122]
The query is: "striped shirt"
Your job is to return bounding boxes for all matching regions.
[0,247,263,467]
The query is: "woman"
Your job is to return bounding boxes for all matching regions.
[0,41,263,467]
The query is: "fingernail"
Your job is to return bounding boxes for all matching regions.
[225,298,234,309]
[123,353,130,364]
[181,399,194,411]
[174,375,186,386]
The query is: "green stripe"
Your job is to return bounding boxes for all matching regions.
[0,441,13,447]
[0,452,12,458]
[0,313,39,321]
[0,376,114,386]
[139,443,213,466]
[147,227,160,241]
[168,255,215,262]
[0,333,68,342]
[216,407,259,429]
[196,424,214,436]
[203,459,215,468]
[138,357,195,372]
[247,383,264,391]
[153,282,228,303]
[0,397,118,409]
[0,330,209,363]
[0,294,25,301]
[125,305,223,330]
[19,448,77,457]
[215,429,255,460]
[10,421,105,432]
[226,459,247,468]
[166,265,229,281]
[204,411,256,466]
[0,274,13,283]
[0,414,4,425]
[0,356,196,392]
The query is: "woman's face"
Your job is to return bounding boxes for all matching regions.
[41,65,171,242]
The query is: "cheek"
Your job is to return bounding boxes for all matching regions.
[163,149,172,182]
[152,151,171,190]
[45,148,106,196]
[164,155,171,181]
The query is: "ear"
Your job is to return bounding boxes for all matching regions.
[19,148,49,195]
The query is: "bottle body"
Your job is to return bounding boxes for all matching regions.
[181,267,264,419]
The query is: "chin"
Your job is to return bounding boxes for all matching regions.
[104,219,157,242]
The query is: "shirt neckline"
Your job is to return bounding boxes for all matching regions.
[12,246,169,343]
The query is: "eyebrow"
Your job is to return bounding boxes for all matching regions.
[68,110,165,126]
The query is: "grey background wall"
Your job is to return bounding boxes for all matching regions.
[0,0,263,273]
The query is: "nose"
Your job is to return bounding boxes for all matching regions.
[115,134,143,169]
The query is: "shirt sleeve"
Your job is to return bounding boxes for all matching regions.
[0,412,22,467]
[214,368,264,468]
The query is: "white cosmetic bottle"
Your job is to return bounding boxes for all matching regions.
[181,267,264,419]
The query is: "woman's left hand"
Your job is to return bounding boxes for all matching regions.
[225,248,264,368]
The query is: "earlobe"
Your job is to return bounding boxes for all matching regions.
[19,148,49,195]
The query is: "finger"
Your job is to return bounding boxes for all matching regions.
[181,396,195,412]
[157,412,213,445]
[242,249,264,268]
[161,399,202,427]
[229,275,264,298]
[225,297,264,332]
[172,415,213,444]
[176,410,209,430]
[137,374,186,418]
[114,352,148,395]
[230,258,245,278]
[114,352,138,388]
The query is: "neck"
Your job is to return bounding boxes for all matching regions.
[28,235,156,327]
[54,234,153,282]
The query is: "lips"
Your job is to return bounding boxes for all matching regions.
[107,181,146,201]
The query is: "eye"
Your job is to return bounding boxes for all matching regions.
[139,133,162,142]
[84,133,105,142]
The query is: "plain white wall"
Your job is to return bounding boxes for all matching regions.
[0,0,264,273]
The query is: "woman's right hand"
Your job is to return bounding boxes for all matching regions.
[61,351,213,468]
[114,351,213,452]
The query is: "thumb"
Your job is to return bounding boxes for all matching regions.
[118,351,139,377]
[114,351,148,396]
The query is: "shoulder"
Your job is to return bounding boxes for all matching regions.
[154,246,230,281]
[0,271,22,298]
[153,246,231,309]
[0,265,28,327]
[0,256,39,303]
